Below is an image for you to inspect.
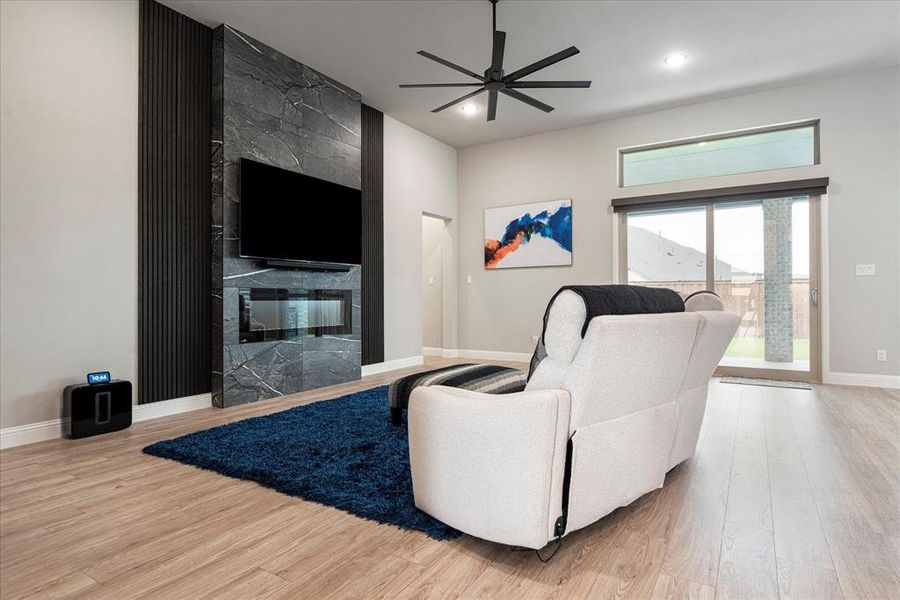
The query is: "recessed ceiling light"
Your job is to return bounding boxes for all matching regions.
[461,103,479,116]
[664,52,688,68]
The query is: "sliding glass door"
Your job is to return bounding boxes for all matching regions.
[621,196,820,381]
[714,198,818,377]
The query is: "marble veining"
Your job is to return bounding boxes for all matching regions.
[211,25,362,408]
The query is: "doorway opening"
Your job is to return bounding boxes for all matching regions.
[422,214,448,354]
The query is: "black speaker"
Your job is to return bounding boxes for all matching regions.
[62,380,132,439]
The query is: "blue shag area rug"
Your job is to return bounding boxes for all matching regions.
[143,386,460,540]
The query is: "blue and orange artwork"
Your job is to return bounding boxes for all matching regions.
[484,199,572,269]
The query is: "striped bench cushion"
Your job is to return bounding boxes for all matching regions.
[389,363,527,411]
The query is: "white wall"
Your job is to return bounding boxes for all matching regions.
[0,1,139,428]
[458,67,900,380]
[383,116,458,362]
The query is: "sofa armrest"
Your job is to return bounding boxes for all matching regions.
[408,385,571,549]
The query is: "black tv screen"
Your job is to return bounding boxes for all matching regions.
[239,158,362,266]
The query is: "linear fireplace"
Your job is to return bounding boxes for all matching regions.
[238,288,352,344]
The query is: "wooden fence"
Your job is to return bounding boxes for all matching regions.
[645,279,810,340]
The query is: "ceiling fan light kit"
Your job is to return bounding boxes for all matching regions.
[399,0,591,122]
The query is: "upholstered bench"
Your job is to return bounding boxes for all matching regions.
[389,363,527,425]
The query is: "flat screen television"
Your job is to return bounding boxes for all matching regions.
[239,158,362,267]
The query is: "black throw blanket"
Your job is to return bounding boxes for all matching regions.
[528,285,685,379]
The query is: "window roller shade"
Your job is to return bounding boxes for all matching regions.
[611,178,829,213]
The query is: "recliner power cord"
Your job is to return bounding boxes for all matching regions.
[509,535,563,563]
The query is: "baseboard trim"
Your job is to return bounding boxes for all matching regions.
[0,393,213,451]
[418,348,532,363]
[823,371,900,389]
[458,348,532,363]
[0,419,61,450]
[133,393,212,422]
[361,355,424,377]
[423,347,463,359]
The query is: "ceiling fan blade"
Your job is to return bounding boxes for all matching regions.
[500,88,554,113]
[399,83,484,88]
[491,31,506,73]
[506,80,591,88]
[417,50,484,81]
[431,87,486,113]
[502,46,580,82]
[487,90,498,121]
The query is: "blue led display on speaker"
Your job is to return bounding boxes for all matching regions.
[87,371,111,385]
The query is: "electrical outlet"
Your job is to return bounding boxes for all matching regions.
[428,276,435,286]
[531,335,540,343]
[465,275,472,284]
[876,350,887,362]
[855,264,876,276]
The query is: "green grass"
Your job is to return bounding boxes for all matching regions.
[726,338,809,360]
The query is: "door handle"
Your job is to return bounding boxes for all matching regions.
[810,288,818,308]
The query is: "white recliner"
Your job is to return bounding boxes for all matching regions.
[408,291,739,549]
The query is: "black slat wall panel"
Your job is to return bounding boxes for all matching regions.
[139,0,212,404]
[361,104,384,365]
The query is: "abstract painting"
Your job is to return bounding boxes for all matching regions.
[484,199,572,269]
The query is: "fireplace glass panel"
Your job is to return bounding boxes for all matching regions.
[238,288,352,343]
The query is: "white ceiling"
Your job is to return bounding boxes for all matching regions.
[163,0,900,148]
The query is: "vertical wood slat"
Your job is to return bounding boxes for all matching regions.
[361,104,384,365]
[209,26,224,406]
[138,0,212,404]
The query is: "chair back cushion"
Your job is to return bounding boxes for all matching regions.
[563,312,699,432]
[680,309,740,391]
[528,285,684,381]
[541,285,685,338]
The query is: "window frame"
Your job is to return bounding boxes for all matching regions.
[617,119,820,188]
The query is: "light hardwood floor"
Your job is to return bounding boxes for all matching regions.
[1,358,898,599]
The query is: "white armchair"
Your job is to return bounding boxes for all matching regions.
[408,290,739,549]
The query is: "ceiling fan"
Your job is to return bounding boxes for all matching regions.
[399,0,591,121]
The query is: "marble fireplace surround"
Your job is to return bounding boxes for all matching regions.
[211,24,362,408]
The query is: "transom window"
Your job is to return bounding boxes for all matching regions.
[619,120,819,187]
